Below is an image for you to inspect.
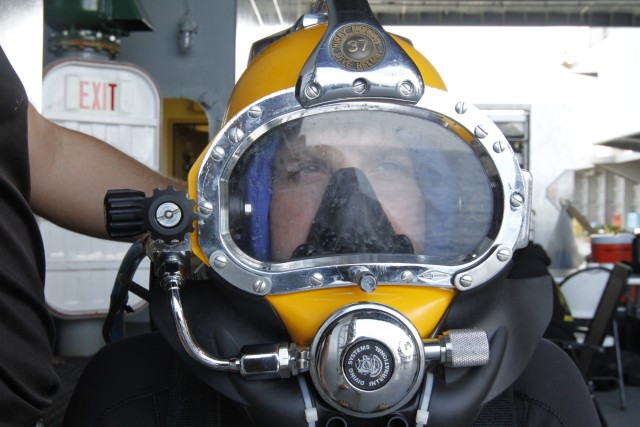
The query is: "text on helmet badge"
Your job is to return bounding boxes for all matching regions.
[343,339,394,391]
[330,24,386,71]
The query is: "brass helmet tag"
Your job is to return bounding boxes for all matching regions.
[330,24,386,71]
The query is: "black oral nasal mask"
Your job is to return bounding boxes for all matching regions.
[292,167,415,258]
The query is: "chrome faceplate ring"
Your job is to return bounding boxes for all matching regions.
[195,87,531,295]
[308,303,425,418]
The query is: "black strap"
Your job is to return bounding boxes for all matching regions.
[167,361,222,427]
[165,357,518,427]
[472,387,518,427]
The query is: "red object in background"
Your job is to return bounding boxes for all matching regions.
[611,212,622,228]
[591,234,633,263]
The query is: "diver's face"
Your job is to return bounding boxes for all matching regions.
[269,125,426,261]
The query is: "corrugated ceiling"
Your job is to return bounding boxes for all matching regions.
[240,0,640,27]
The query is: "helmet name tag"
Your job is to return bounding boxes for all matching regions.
[418,270,453,283]
[330,24,386,71]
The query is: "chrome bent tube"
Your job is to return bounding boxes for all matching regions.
[169,285,307,378]
[169,285,241,372]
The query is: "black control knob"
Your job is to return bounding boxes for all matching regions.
[104,187,197,243]
[145,186,197,243]
[104,189,147,238]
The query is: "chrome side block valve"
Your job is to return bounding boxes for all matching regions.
[423,329,490,368]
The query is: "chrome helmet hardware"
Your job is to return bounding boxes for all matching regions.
[309,303,426,418]
[197,89,531,295]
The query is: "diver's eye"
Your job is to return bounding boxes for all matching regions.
[375,161,406,173]
[284,161,330,184]
[369,152,414,178]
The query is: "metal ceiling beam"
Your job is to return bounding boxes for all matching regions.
[241,0,640,27]
[373,1,640,27]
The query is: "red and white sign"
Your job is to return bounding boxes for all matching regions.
[42,59,161,322]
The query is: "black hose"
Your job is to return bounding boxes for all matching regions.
[102,239,147,343]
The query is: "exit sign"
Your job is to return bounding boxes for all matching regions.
[64,75,133,114]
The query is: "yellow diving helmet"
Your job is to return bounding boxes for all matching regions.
[124,1,546,425]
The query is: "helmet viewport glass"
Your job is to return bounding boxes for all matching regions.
[227,109,500,266]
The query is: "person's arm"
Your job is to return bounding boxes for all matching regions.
[27,103,186,240]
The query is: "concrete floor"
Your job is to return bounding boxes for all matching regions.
[596,384,640,427]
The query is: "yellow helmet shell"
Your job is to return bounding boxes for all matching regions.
[224,23,447,124]
[189,22,448,261]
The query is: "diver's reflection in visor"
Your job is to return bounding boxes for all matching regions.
[270,120,426,261]
[230,110,495,264]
